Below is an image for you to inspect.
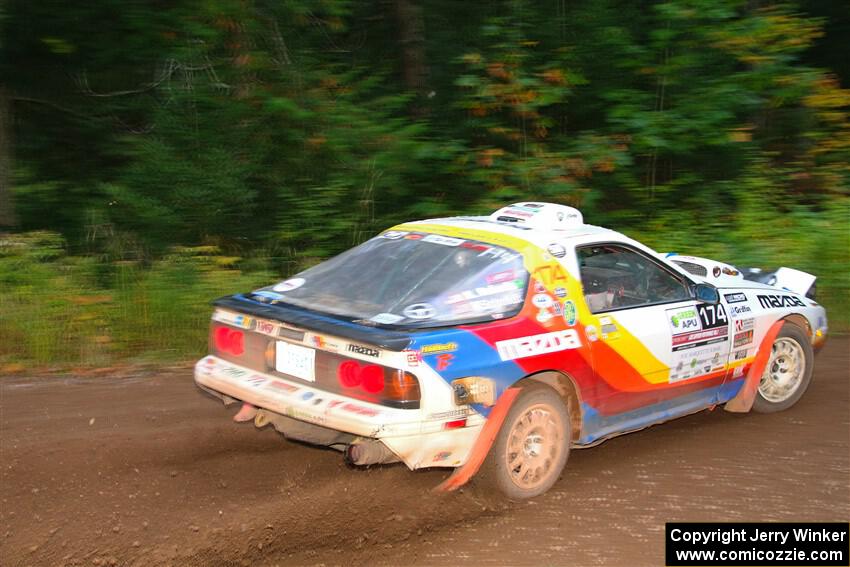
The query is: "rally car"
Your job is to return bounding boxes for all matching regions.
[195,202,828,499]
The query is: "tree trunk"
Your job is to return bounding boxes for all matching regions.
[394,0,429,113]
[0,85,16,230]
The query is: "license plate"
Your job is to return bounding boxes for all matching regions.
[275,341,315,382]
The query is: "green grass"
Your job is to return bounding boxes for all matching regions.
[0,234,272,368]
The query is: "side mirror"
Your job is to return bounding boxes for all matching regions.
[694,283,720,304]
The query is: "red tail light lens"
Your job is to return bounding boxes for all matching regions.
[214,327,244,356]
[336,361,385,393]
[360,365,385,393]
[335,360,419,407]
[338,360,362,388]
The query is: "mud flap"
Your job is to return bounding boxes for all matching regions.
[233,402,258,422]
[725,320,784,413]
[434,387,521,492]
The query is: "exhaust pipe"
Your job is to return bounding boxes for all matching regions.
[253,408,355,447]
[344,439,400,466]
[254,409,270,428]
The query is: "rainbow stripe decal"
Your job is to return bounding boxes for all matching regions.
[395,222,748,445]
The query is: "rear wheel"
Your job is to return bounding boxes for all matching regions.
[752,324,813,413]
[477,384,570,500]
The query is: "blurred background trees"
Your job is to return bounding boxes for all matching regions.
[0,0,847,366]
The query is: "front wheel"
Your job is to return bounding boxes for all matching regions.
[477,384,571,500]
[752,324,814,413]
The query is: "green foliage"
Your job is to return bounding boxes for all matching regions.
[0,233,272,366]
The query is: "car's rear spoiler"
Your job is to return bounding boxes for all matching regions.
[212,295,413,351]
[741,267,817,299]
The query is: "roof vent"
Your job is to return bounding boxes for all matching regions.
[488,202,583,230]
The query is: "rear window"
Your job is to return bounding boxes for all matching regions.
[248,230,528,328]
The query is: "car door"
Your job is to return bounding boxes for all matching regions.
[573,243,732,437]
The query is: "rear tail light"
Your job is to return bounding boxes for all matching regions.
[336,361,420,407]
[214,326,244,356]
[338,360,362,388]
[360,365,385,393]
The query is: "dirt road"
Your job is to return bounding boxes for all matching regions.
[2,338,848,567]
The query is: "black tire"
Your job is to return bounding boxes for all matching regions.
[752,323,814,413]
[476,384,571,500]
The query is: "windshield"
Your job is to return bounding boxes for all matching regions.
[248,230,529,328]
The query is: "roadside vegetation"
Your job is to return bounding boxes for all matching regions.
[0,0,847,368]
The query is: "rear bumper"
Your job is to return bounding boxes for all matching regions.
[195,355,421,438]
[194,356,483,468]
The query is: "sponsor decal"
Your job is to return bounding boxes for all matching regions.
[486,269,517,284]
[347,344,380,358]
[585,325,598,342]
[267,380,299,394]
[668,307,701,333]
[436,353,454,371]
[734,318,754,332]
[554,287,567,298]
[502,207,534,218]
[532,293,553,308]
[370,312,404,325]
[733,349,748,361]
[301,391,314,401]
[599,316,619,338]
[340,402,380,417]
[697,303,728,330]
[311,335,340,352]
[547,243,567,258]
[255,320,276,335]
[532,264,569,286]
[452,293,523,316]
[733,365,745,378]
[273,278,305,292]
[452,377,497,406]
[222,366,248,378]
[214,310,254,329]
[672,327,728,347]
[563,300,577,326]
[244,374,267,388]
[446,282,521,304]
[551,302,563,316]
[669,342,726,383]
[403,303,436,320]
[420,342,457,355]
[253,290,285,302]
[477,247,521,264]
[722,267,739,276]
[757,294,806,308]
[404,350,421,366]
[712,266,722,277]
[432,451,452,463]
[601,323,618,338]
[536,309,553,323]
[403,233,424,240]
[381,230,409,240]
[729,304,752,317]
[422,234,464,247]
[495,330,582,361]
[724,293,747,303]
[428,409,473,420]
[733,330,754,348]
[460,241,490,252]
